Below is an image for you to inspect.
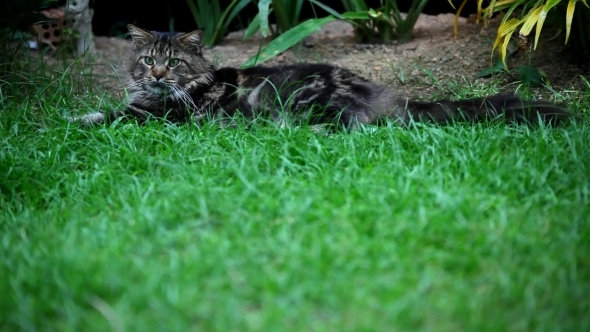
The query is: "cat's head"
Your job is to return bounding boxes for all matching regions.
[126,24,213,100]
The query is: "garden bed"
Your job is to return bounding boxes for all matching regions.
[78,13,589,100]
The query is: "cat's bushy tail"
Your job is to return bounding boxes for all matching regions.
[402,93,571,125]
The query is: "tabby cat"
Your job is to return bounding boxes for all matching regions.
[76,24,570,128]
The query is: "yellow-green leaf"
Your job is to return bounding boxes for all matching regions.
[483,0,499,19]
[497,17,523,38]
[565,0,576,43]
[491,0,519,13]
[452,0,469,37]
[519,6,543,37]
[482,0,522,21]
[500,31,514,67]
[494,0,520,6]
[477,0,484,22]
[493,18,523,67]
[534,0,561,49]
[368,8,381,18]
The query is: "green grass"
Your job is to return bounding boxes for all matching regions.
[1,65,590,332]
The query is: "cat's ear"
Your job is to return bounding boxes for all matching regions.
[127,24,156,49]
[174,30,204,53]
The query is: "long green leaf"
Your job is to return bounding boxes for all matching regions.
[565,0,576,44]
[258,0,272,37]
[222,0,252,31]
[340,0,352,12]
[243,13,261,40]
[308,0,343,18]
[241,16,336,68]
[405,0,430,26]
[350,0,369,11]
[295,0,305,21]
[211,0,250,44]
[340,11,372,20]
[341,11,375,29]
[272,0,290,33]
[185,0,200,25]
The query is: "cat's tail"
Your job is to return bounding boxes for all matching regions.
[400,93,571,125]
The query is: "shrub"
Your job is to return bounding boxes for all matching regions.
[453,0,590,67]
[243,0,307,40]
[185,0,251,46]
[242,0,431,67]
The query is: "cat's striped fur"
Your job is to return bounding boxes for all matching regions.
[77,24,571,128]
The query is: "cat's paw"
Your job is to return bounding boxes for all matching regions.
[68,112,105,126]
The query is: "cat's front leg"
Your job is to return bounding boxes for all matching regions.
[70,110,129,126]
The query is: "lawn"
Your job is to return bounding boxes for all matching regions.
[1,72,589,331]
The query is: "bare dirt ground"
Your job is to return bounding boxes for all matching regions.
[78,13,589,100]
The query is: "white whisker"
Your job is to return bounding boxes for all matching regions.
[171,84,199,112]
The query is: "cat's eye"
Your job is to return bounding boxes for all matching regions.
[144,57,155,65]
[168,58,180,67]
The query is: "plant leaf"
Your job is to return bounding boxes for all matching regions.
[492,18,523,67]
[368,9,381,18]
[243,13,261,40]
[534,0,562,49]
[258,0,272,37]
[565,0,576,43]
[518,65,544,87]
[453,0,469,37]
[224,0,252,30]
[349,0,368,12]
[241,16,336,68]
[519,6,543,37]
[340,12,371,20]
[308,0,344,18]
[476,58,506,77]
[212,0,251,45]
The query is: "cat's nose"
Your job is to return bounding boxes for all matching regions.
[152,67,166,81]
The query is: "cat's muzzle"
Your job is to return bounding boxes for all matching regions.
[146,82,169,95]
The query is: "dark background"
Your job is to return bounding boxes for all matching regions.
[79,1,480,37]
